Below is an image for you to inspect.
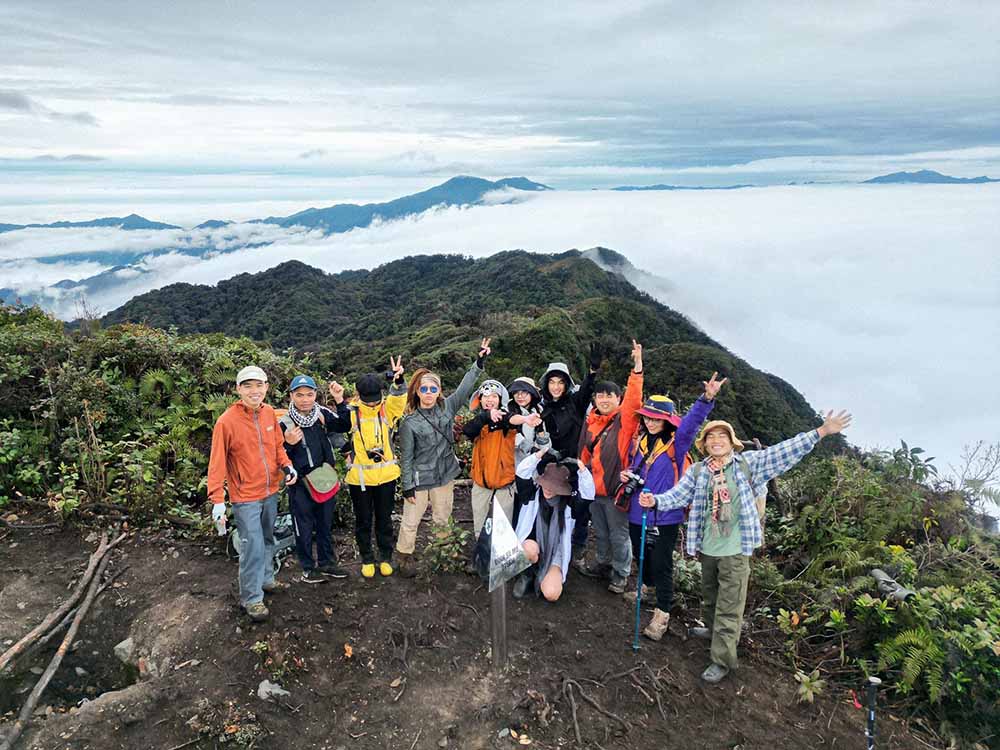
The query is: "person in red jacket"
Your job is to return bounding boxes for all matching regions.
[578,340,643,594]
[207,366,298,622]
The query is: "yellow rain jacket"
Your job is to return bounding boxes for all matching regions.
[345,383,407,488]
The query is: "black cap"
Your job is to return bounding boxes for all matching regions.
[356,373,384,403]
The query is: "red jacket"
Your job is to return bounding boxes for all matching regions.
[578,370,643,497]
[208,402,292,504]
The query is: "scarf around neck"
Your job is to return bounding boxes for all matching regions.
[707,454,735,536]
[289,402,321,428]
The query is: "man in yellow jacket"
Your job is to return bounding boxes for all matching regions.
[345,356,408,578]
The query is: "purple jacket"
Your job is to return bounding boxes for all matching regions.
[626,396,714,526]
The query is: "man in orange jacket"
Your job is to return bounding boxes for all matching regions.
[208,366,298,621]
[578,340,643,594]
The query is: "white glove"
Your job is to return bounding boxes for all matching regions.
[211,503,227,536]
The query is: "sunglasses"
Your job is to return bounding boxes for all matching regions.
[419,385,440,394]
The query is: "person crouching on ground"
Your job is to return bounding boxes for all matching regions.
[345,356,407,579]
[622,373,725,641]
[279,374,352,584]
[208,366,298,622]
[578,339,644,595]
[513,448,596,601]
[395,338,489,577]
[506,377,544,527]
[638,410,852,683]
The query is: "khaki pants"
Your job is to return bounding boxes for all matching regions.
[395,481,455,555]
[701,553,750,670]
[470,483,515,537]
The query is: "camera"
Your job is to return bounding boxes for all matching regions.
[383,370,395,382]
[368,446,385,463]
[619,470,644,500]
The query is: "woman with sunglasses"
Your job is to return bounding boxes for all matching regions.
[394,338,490,576]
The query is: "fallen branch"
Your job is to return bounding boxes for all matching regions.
[562,680,583,746]
[0,545,116,750]
[0,530,125,675]
[563,679,630,735]
[0,519,61,531]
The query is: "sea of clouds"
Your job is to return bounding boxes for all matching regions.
[2,184,998,481]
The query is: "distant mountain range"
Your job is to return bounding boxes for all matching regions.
[610,183,752,191]
[0,214,182,234]
[863,169,999,184]
[0,176,550,307]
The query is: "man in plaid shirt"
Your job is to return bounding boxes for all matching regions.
[639,410,852,683]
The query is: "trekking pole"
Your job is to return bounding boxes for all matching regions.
[865,676,881,750]
[632,509,648,652]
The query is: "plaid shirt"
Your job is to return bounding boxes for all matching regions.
[652,429,821,556]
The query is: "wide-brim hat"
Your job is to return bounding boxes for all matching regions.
[636,395,682,427]
[695,420,744,454]
[506,376,541,402]
[535,462,572,495]
[470,379,510,410]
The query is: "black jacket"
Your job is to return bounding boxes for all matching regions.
[540,371,595,457]
[280,403,351,476]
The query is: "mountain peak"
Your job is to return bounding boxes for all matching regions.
[864,169,998,184]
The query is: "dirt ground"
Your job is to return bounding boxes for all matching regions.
[1,493,938,750]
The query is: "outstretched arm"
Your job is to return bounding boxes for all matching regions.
[445,337,489,414]
[748,411,852,484]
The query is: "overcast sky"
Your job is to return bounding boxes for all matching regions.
[2,1,999,187]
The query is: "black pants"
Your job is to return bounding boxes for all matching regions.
[628,521,680,612]
[348,481,396,564]
[289,482,335,571]
[571,501,591,549]
[511,475,536,529]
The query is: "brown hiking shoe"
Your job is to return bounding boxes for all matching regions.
[244,601,269,622]
[262,579,290,594]
[622,584,655,604]
[643,609,670,641]
[396,553,418,578]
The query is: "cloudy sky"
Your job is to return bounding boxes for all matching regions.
[2,1,1000,190]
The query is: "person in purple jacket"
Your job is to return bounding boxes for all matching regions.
[620,372,726,641]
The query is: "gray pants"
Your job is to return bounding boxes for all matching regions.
[232,493,278,607]
[590,495,632,578]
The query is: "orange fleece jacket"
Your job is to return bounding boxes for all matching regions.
[578,370,643,497]
[207,402,292,504]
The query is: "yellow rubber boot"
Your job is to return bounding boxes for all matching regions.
[379,562,394,577]
[361,563,376,579]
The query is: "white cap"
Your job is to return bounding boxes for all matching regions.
[236,365,268,385]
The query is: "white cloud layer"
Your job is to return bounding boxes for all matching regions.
[5,185,998,475]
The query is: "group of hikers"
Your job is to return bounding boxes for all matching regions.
[207,337,851,684]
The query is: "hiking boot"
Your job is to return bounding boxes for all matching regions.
[689,626,711,640]
[607,574,627,595]
[571,548,588,575]
[319,562,348,579]
[396,553,417,578]
[379,562,394,577]
[300,570,326,584]
[262,579,290,594]
[622,584,655,604]
[643,609,670,641]
[361,563,376,579]
[701,663,729,684]
[581,561,612,580]
[244,601,269,622]
[512,572,534,599]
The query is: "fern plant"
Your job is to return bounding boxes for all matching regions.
[878,627,946,702]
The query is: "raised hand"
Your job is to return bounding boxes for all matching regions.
[631,339,643,372]
[525,413,543,428]
[818,410,853,437]
[489,408,505,423]
[476,337,492,367]
[329,380,345,403]
[390,355,405,381]
[589,342,603,373]
[703,371,728,401]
